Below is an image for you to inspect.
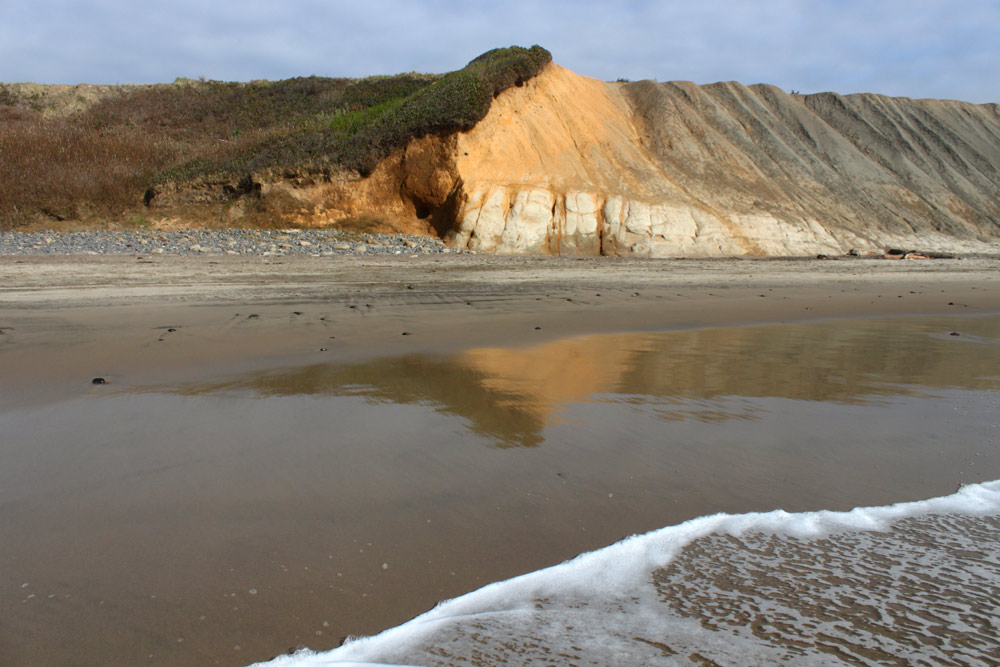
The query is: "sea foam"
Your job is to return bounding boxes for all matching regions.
[253,479,1000,666]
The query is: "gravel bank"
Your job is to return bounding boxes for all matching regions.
[0,229,469,256]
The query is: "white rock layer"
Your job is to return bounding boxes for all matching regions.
[452,185,858,257]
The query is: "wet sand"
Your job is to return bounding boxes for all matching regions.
[2,254,999,666]
[2,253,999,402]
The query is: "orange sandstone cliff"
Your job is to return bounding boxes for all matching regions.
[177,63,1000,257]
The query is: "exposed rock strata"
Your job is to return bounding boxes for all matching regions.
[442,65,1000,256]
[155,63,1000,257]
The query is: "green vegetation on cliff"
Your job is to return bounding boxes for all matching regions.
[0,45,551,229]
[247,44,551,177]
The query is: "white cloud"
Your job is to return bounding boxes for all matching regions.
[0,0,997,102]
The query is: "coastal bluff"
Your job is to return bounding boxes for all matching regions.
[4,50,999,257]
[229,62,1000,257]
[441,65,1000,256]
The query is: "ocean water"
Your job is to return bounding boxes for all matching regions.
[2,315,999,666]
[257,481,1000,666]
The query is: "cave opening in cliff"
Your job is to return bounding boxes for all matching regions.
[413,200,432,220]
[422,189,463,240]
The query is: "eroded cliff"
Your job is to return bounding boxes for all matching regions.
[439,65,1000,256]
[7,52,998,257]
[245,62,999,256]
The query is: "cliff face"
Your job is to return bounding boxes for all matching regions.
[436,64,1000,256]
[127,60,1000,256]
[11,55,994,256]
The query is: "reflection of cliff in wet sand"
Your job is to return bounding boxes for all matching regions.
[159,316,1000,448]
[169,356,548,448]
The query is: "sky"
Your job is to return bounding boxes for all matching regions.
[1,0,998,103]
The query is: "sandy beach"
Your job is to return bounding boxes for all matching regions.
[2,253,1000,666]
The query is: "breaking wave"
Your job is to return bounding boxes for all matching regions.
[252,479,1000,666]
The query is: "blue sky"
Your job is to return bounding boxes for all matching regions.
[1,0,997,102]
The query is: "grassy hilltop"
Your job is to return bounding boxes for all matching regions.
[0,45,551,230]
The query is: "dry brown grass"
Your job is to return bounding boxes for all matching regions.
[0,108,173,226]
[0,46,551,230]
[0,80,333,229]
